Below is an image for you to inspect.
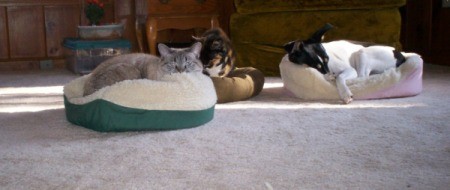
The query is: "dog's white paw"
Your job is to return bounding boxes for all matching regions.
[339,91,353,104]
[325,73,336,81]
[342,96,353,104]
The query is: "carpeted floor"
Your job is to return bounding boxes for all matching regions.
[0,64,449,189]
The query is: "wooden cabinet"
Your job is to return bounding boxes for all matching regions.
[44,5,80,57]
[0,0,235,70]
[0,7,8,59]
[0,0,114,70]
[7,5,46,59]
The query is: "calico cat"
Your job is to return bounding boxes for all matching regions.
[193,28,235,77]
[83,42,203,96]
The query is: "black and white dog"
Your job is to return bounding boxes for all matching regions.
[284,23,406,104]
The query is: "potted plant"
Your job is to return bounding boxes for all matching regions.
[85,0,105,26]
[78,0,124,40]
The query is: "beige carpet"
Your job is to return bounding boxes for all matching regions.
[0,65,449,189]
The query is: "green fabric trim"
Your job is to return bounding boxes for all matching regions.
[64,96,214,132]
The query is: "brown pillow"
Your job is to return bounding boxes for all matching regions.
[211,67,265,103]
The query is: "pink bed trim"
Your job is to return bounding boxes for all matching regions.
[356,60,423,100]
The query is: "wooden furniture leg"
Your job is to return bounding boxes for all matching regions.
[211,16,219,28]
[146,17,158,55]
[135,19,144,52]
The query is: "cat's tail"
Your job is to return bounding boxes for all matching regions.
[83,77,95,96]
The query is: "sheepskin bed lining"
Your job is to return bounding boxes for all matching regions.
[64,73,217,111]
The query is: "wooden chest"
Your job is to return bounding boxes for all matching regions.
[147,0,218,15]
[145,0,220,54]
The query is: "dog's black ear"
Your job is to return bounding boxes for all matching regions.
[284,41,296,53]
[306,23,334,44]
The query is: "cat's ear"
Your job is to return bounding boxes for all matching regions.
[192,36,206,43]
[189,42,203,58]
[158,43,172,57]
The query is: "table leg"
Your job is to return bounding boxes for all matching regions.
[146,17,158,55]
[211,16,219,28]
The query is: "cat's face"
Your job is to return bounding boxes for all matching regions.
[193,28,235,77]
[158,42,203,74]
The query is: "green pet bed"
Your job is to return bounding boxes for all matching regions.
[64,73,217,132]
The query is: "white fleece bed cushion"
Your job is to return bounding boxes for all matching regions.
[64,72,217,110]
[279,53,423,100]
[63,72,217,132]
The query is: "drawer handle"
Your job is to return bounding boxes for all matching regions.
[196,0,205,3]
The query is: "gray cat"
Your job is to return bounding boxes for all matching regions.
[83,42,203,96]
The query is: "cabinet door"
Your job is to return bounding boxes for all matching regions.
[45,5,80,57]
[0,7,8,59]
[7,6,46,58]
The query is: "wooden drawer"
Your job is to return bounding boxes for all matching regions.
[148,0,218,15]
